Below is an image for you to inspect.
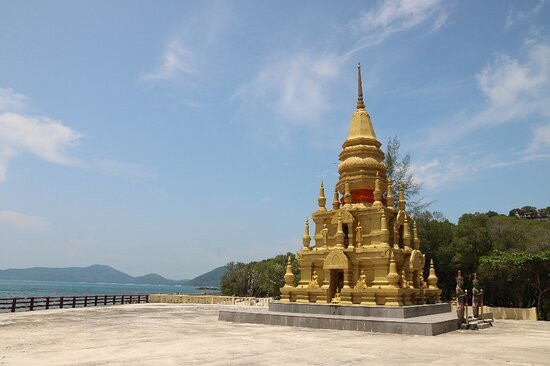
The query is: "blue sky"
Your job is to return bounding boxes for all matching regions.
[1,0,549,279]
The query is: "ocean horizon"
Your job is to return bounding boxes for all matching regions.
[0,279,215,299]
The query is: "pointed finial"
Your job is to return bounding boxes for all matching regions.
[302,218,311,249]
[387,250,399,287]
[344,180,352,206]
[403,216,411,250]
[398,182,406,211]
[427,259,439,290]
[357,63,365,110]
[318,181,327,211]
[413,221,420,250]
[332,188,340,210]
[284,255,294,287]
[386,179,395,209]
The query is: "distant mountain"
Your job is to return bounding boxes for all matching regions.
[0,264,227,287]
[186,265,226,287]
[0,265,189,286]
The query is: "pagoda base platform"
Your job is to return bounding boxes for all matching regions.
[218,302,458,336]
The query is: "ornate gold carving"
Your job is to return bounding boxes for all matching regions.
[354,270,367,289]
[323,249,349,269]
[410,249,423,271]
[309,271,320,289]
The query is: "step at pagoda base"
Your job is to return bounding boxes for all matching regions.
[270,301,451,318]
[219,303,458,336]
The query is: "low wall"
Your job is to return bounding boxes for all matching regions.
[148,294,272,307]
[451,305,537,320]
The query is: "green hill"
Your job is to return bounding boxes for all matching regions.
[187,265,226,287]
[0,265,189,286]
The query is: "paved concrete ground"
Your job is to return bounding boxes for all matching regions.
[1,303,549,366]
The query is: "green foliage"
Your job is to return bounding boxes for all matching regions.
[221,207,550,319]
[509,205,550,219]
[415,210,550,320]
[414,211,455,300]
[220,254,300,299]
[478,251,550,320]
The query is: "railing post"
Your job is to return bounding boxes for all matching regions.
[129,295,133,304]
[94,296,98,306]
[137,295,141,303]
[84,296,88,307]
[72,296,76,308]
[46,297,50,310]
[60,296,64,309]
[29,297,35,311]
[121,295,125,305]
[146,295,149,303]
[104,295,107,305]
[113,295,116,305]
[11,298,17,312]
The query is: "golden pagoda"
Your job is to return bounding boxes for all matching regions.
[280,64,441,306]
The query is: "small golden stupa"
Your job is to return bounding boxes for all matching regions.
[280,64,442,306]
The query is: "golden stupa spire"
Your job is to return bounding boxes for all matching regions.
[357,63,365,110]
[427,259,439,289]
[332,188,340,210]
[302,218,311,249]
[344,180,352,206]
[336,63,386,202]
[386,179,394,208]
[403,215,411,251]
[284,255,294,287]
[386,250,399,288]
[398,182,406,211]
[413,221,420,250]
[318,181,327,211]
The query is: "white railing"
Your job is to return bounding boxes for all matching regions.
[148,294,272,307]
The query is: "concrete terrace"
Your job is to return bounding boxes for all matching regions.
[1,303,549,366]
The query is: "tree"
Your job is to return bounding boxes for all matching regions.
[220,253,300,298]
[538,207,550,219]
[384,136,428,215]
[509,206,545,219]
[220,262,248,296]
[415,211,455,300]
[478,251,550,320]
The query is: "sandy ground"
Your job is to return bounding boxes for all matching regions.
[1,303,549,366]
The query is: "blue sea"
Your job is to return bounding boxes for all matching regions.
[0,279,213,299]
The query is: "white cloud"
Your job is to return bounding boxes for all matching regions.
[412,158,478,190]
[0,112,82,181]
[348,0,447,48]
[234,52,344,123]
[0,87,28,112]
[140,40,197,81]
[428,41,550,145]
[526,122,550,153]
[0,210,51,231]
[505,0,545,29]
[414,149,550,191]
[260,195,272,203]
[486,153,550,169]
[235,1,448,140]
